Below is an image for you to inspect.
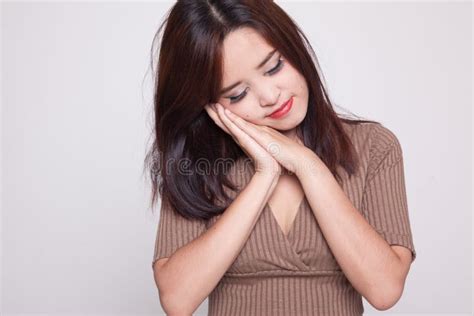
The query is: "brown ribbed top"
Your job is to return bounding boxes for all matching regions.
[152,121,417,315]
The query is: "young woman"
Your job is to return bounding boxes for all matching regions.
[146,1,417,315]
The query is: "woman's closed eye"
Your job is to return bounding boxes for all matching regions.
[226,57,285,104]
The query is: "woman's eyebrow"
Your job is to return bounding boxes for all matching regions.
[220,48,278,95]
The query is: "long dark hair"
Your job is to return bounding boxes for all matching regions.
[144,0,379,220]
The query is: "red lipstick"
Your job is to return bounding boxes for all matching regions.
[268,97,293,119]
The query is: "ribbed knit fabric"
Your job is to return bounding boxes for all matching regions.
[152,121,417,316]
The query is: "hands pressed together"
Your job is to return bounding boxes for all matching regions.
[204,102,320,178]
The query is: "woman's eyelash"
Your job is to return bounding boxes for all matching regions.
[267,57,284,75]
[227,57,285,104]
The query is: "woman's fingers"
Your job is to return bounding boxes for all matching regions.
[205,104,243,146]
[221,106,275,154]
[215,104,251,145]
[214,104,282,175]
[204,104,231,134]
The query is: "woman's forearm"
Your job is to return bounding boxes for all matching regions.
[295,152,404,310]
[157,171,279,315]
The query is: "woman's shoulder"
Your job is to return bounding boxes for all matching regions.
[341,119,401,150]
[339,119,405,174]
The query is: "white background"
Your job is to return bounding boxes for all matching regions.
[1,1,472,315]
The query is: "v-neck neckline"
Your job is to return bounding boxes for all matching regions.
[267,195,306,239]
[243,161,307,241]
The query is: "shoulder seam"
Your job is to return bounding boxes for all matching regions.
[366,124,403,183]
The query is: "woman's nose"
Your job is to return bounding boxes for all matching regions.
[259,89,281,108]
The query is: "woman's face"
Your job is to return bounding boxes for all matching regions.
[217,27,309,140]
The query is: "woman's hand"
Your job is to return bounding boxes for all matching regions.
[204,103,281,176]
[206,103,318,177]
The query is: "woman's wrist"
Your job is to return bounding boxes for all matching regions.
[294,148,325,179]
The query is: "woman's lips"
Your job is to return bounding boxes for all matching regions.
[268,97,293,119]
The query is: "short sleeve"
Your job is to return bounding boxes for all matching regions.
[151,197,208,269]
[361,124,417,263]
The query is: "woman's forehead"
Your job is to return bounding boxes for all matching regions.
[221,28,276,85]
[222,28,274,65]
